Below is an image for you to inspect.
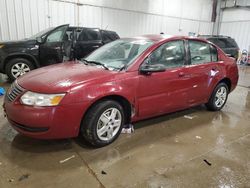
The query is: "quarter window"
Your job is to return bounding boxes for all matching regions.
[189,40,218,65]
[148,40,185,68]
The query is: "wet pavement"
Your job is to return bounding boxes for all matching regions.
[0,66,250,188]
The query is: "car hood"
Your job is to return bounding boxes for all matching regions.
[0,39,36,47]
[17,61,117,93]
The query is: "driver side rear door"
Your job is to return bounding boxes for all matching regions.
[185,39,221,105]
[74,28,103,59]
[39,25,69,66]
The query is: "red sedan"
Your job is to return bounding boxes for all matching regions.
[3,35,238,147]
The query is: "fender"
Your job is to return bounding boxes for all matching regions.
[68,75,139,119]
[3,53,40,70]
[70,81,136,105]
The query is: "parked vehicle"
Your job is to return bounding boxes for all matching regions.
[198,35,240,60]
[3,35,238,147]
[0,24,119,80]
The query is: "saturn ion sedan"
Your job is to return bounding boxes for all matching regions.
[3,35,238,147]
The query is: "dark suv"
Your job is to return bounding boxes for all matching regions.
[199,35,239,60]
[0,24,119,80]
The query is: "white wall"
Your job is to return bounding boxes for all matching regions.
[0,0,214,41]
[220,8,250,50]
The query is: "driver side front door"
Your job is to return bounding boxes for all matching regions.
[39,25,69,66]
[137,40,193,118]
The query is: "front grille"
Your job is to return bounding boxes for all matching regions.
[7,81,25,102]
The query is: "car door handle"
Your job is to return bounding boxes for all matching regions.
[211,67,218,71]
[179,72,185,77]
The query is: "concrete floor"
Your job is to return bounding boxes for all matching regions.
[0,66,250,188]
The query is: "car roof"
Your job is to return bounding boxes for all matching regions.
[129,34,173,42]
[199,35,233,39]
[124,34,209,43]
[68,26,117,33]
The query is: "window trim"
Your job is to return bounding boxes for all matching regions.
[209,44,218,62]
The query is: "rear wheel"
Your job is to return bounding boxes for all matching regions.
[5,58,35,81]
[206,82,229,111]
[81,100,125,147]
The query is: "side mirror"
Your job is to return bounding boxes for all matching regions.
[36,37,44,44]
[140,64,166,74]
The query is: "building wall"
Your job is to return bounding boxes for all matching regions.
[0,0,214,41]
[220,8,250,50]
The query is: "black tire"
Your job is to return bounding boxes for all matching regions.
[5,58,35,81]
[206,82,229,111]
[81,100,125,147]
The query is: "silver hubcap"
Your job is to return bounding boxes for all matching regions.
[215,86,227,108]
[97,108,122,141]
[11,63,30,78]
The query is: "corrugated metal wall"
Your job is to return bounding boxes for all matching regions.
[220,8,250,50]
[0,0,214,41]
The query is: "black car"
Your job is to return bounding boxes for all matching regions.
[198,35,239,60]
[0,24,119,80]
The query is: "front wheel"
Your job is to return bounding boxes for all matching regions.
[5,58,35,81]
[81,100,125,147]
[206,82,229,111]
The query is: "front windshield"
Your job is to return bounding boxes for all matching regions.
[28,27,55,40]
[84,39,154,70]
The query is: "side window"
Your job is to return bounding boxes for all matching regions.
[78,29,101,41]
[189,41,212,65]
[214,39,226,48]
[148,40,185,68]
[218,38,237,48]
[189,40,218,64]
[109,32,119,40]
[101,31,111,43]
[46,26,67,42]
[77,30,88,41]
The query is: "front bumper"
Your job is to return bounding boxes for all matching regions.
[3,96,89,139]
[0,49,5,73]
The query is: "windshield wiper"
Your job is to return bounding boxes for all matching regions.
[81,59,109,70]
[81,59,89,65]
[119,65,127,71]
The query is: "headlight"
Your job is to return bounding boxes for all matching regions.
[20,91,65,106]
[0,44,4,48]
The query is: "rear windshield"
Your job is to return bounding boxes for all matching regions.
[207,38,238,48]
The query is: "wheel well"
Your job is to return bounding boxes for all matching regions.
[219,78,231,91]
[84,95,132,125]
[4,55,38,71]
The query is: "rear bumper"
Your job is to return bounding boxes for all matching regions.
[3,96,89,139]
